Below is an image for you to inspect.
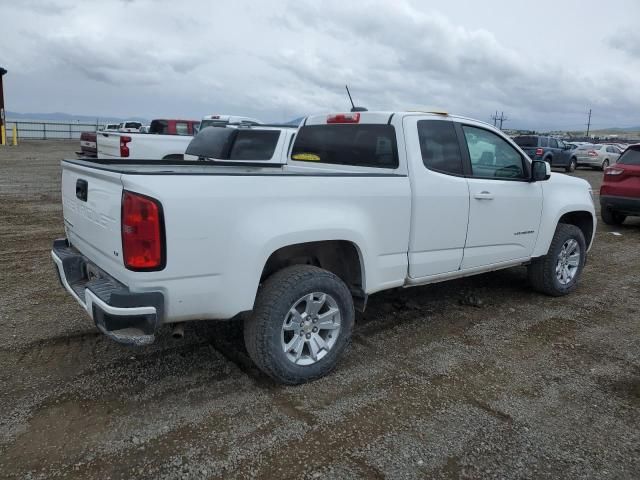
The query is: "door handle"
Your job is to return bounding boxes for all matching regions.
[474,191,494,200]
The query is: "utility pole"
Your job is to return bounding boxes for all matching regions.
[491,111,508,129]
[0,67,7,146]
[498,111,508,129]
[586,109,592,138]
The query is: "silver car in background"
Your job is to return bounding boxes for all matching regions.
[575,144,621,170]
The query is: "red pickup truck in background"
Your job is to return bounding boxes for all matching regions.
[148,119,199,135]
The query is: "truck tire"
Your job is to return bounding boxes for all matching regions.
[244,265,355,384]
[601,207,626,225]
[528,224,586,297]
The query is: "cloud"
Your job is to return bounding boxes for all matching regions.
[1,0,639,128]
[608,30,640,60]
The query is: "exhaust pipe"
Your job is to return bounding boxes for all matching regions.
[171,323,185,339]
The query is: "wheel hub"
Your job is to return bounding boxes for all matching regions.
[281,292,342,366]
[555,239,581,285]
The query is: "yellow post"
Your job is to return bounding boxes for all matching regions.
[11,124,17,146]
[0,125,5,145]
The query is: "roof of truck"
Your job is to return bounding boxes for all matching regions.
[303,111,495,129]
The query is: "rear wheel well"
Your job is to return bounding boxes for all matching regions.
[261,241,366,310]
[558,211,593,245]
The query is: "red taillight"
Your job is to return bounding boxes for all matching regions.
[121,191,164,270]
[120,135,132,157]
[535,148,544,156]
[604,167,624,176]
[327,113,360,124]
[587,150,598,157]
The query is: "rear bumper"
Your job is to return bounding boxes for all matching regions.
[600,195,640,216]
[576,156,602,166]
[51,238,164,346]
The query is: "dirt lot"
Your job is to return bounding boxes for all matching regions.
[1,141,639,479]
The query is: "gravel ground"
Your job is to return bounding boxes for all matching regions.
[1,141,639,479]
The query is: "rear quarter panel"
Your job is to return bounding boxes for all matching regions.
[119,173,412,321]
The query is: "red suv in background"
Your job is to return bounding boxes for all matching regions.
[600,145,640,225]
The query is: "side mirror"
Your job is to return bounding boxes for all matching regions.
[531,160,551,181]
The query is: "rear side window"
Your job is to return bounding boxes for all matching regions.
[150,120,168,134]
[618,148,640,165]
[549,138,558,148]
[291,125,398,168]
[175,122,189,136]
[229,130,280,160]
[417,120,463,175]
[186,128,280,160]
[540,137,549,147]
[514,136,538,148]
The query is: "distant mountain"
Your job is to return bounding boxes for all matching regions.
[6,111,148,123]
[597,126,640,132]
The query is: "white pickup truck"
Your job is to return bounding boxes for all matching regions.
[52,111,596,384]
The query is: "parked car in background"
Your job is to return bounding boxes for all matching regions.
[600,144,640,225]
[98,124,120,132]
[118,121,143,133]
[53,110,596,384]
[513,135,576,172]
[575,144,620,170]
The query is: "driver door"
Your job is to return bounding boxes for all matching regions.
[460,125,543,269]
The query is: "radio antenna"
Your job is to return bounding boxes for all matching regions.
[345,85,368,112]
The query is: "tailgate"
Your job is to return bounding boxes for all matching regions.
[97,132,121,158]
[62,161,124,272]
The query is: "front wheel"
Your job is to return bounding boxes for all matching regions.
[528,224,586,296]
[600,159,610,170]
[565,158,577,172]
[244,265,355,384]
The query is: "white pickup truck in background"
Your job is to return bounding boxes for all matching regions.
[52,110,596,384]
[97,115,262,160]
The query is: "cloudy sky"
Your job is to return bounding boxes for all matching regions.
[1,0,639,130]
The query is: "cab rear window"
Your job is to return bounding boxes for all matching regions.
[291,125,398,168]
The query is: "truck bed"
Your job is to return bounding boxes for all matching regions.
[62,158,406,177]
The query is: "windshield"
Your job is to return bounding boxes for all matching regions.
[513,136,539,148]
[618,147,640,165]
